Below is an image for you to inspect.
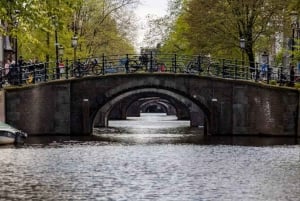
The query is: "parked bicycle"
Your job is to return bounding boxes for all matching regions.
[72,58,102,77]
[22,63,46,84]
[126,55,149,72]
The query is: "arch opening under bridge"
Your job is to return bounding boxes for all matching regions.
[92,87,210,134]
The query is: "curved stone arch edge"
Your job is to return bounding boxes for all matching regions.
[139,99,173,113]
[92,87,211,129]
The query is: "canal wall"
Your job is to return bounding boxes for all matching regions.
[3,82,71,135]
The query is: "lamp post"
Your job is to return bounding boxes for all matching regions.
[58,45,64,78]
[240,38,246,78]
[52,15,60,79]
[58,45,64,59]
[71,36,78,64]
[13,10,20,84]
[290,11,299,70]
[55,30,59,79]
[239,38,245,63]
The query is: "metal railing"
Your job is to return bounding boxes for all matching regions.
[0,53,295,88]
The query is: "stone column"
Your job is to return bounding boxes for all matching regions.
[82,99,90,134]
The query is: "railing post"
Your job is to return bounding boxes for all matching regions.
[18,64,22,85]
[150,51,153,72]
[102,53,105,75]
[234,59,238,79]
[222,59,225,78]
[290,64,295,87]
[52,61,55,80]
[279,65,283,85]
[125,54,129,73]
[245,61,248,80]
[78,58,81,77]
[174,54,177,73]
[44,62,48,82]
[207,58,211,76]
[66,58,69,79]
[197,55,201,75]
[255,62,259,82]
[267,64,270,84]
[0,67,3,88]
[32,63,36,84]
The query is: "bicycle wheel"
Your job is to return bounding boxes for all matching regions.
[72,64,82,78]
[26,73,34,84]
[92,64,102,75]
[129,60,140,72]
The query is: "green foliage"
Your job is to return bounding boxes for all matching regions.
[273,50,285,66]
[157,0,296,66]
[160,13,192,55]
[294,82,300,89]
[269,80,277,85]
[2,0,138,62]
[78,0,138,56]
[292,39,300,63]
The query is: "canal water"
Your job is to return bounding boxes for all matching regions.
[0,113,300,201]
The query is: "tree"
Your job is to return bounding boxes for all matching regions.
[159,0,296,68]
[1,0,139,63]
[185,0,291,65]
[287,0,300,66]
[0,0,82,61]
[78,0,139,56]
[142,0,186,52]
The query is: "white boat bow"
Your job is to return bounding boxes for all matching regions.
[0,122,27,145]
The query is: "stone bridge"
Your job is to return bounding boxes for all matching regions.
[0,73,299,137]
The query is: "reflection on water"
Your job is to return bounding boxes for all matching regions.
[94,113,201,144]
[0,113,300,201]
[92,113,298,146]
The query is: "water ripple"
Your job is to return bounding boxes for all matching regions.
[0,144,299,200]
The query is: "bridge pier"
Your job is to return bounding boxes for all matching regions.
[93,111,108,128]
[82,99,90,135]
[190,111,204,127]
[109,103,127,120]
[126,101,140,117]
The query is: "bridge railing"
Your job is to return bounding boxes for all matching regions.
[0,53,295,88]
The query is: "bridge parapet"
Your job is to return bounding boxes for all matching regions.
[0,53,292,89]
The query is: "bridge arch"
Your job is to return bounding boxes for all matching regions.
[123,93,190,120]
[139,99,174,114]
[92,87,210,133]
[109,93,189,120]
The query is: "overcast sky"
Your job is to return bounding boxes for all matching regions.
[134,0,168,50]
[136,0,168,18]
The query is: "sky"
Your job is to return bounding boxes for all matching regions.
[134,0,168,50]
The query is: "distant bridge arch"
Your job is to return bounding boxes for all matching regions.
[139,99,176,114]
[93,88,208,130]
[109,93,189,120]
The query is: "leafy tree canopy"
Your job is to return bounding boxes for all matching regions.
[1,0,139,63]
